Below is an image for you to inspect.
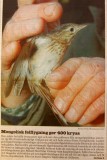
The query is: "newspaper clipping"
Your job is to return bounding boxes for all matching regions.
[0,0,107,160]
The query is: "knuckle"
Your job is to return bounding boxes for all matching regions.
[92,58,104,70]
[66,58,82,65]
[76,93,87,105]
[21,21,33,36]
[88,71,105,90]
[87,63,98,74]
[63,58,83,70]
[67,83,78,96]
[92,96,105,114]
[22,18,45,37]
[79,57,90,62]
[61,86,72,101]
[74,67,85,79]
[82,60,104,77]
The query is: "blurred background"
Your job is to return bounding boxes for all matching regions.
[3,0,104,29]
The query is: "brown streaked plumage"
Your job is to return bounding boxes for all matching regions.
[5,23,86,126]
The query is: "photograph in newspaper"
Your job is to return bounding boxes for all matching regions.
[0,0,107,160]
[1,0,105,127]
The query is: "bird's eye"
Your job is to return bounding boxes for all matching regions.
[70,27,74,32]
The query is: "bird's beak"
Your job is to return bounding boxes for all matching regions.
[75,24,87,33]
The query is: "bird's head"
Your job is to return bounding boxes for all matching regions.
[50,23,87,44]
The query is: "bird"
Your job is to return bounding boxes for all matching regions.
[5,23,86,126]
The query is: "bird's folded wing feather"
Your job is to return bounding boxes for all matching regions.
[5,43,30,97]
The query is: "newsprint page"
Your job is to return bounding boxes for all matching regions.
[0,0,107,160]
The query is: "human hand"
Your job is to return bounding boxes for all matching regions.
[1,0,62,107]
[2,0,62,70]
[46,57,105,126]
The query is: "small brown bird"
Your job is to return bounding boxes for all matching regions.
[5,23,86,126]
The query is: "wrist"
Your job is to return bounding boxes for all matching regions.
[2,92,32,108]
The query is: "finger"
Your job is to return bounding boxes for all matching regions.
[18,0,58,7]
[46,57,88,89]
[53,58,104,112]
[3,18,45,43]
[12,2,63,22]
[67,58,104,96]
[36,0,58,2]
[50,88,59,97]
[18,0,36,7]
[18,0,60,31]
[64,71,105,123]
[78,94,105,125]
[2,42,21,70]
[38,1,59,32]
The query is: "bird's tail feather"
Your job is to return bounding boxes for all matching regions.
[5,60,28,97]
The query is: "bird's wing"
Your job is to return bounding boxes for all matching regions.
[5,42,31,97]
[28,79,80,126]
[37,83,69,126]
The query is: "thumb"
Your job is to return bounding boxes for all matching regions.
[46,66,72,90]
[46,58,84,90]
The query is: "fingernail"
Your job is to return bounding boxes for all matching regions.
[78,116,86,125]
[54,98,65,113]
[44,3,57,16]
[65,108,77,122]
[46,72,61,81]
